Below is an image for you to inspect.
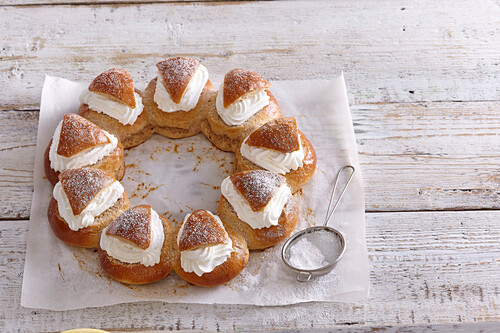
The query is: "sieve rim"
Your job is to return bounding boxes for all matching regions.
[281,226,346,275]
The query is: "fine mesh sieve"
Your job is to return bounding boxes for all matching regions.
[282,165,355,282]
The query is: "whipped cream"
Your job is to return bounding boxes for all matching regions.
[54,180,124,231]
[154,64,209,113]
[178,211,234,276]
[240,135,306,174]
[80,90,144,125]
[216,84,270,126]
[221,177,292,229]
[100,208,165,267]
[49,120,118,172]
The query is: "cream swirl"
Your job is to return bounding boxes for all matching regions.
[80,90,144,125]
[240,135,305,174]
[53,180,124,231]
[216,85,270,126]
[154,64,209,113]
[49,120,118,172]
[100,208,164,267]
[221,177,292,229]
[178,212,234,276]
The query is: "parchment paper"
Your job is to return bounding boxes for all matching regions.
[21,74,369,310]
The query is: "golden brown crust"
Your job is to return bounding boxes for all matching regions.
[246,117,300,153]
[59,168,114,216]
[143,77,215,139]
[236,131,317,194]
[217,194,299,250]
[106,205,153,249]
[44,139,125,186]
[89,68,136,108]
[57,114,110,157]
[223,68,271,108]
[98,216,173,285]
[201,90,282,152]
[47,192,129,249]
[230,170,285,212]
[178,210,229,251]
[156,57,200,104]
[78,89,154,149]
[172,228,249,287]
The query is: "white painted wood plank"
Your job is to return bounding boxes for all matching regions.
[0,0,499,110]
[117,323,500,333]
[0,0,206,4]
[2,211,499,330]
[352,101,500,212]
[1,99,498,218]
[0,110,36,219]
[120,322,500,333]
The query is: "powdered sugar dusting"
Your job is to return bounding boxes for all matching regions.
[56,113,110,157]
[246,117,300,153]
[88,68,136,108]
[106,205,152,250]
[156,57,200,103]
[223,68,271,107]
[178,210,228,252]
[59,168,114,216]
[230,170,285,212]
[288,237,328,270]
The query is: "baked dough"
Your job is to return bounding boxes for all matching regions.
[144,77,215,138]
[172,210,249,287]
[217,194,298,250]
[236,127,317,193]
[201,68,282,152]
[44,113,125,186]
[99,211,174,285]
[45,61,318,287]
[44,138,125,186]
[48,194,129,249]
[143,57,216,139]
[79,68,153,148]
[47,167,129,248]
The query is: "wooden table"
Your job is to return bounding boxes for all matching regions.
[1,0,499,331]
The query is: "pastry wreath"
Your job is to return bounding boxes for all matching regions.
[45,59,317,286]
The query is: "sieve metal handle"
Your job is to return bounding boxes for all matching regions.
[296,271,312,282]
[323,165,355,227]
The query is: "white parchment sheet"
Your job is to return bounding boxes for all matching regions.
[21,74,369,310]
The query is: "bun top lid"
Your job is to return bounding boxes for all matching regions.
[222,68,271,108]
[230,170,286,212]
[56,113,111,158]
[156,57,201,104]
[89,68,136,108]
[59,167,115,216]
[246,117,300,153]
[177,209,230,252]
[106,205,153,250]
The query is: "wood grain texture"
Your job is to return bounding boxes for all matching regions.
[1,211,499,331]
[0,110,37,219]
[352,101,500,212]
[1,0,499,330]
[1,99,498,219]
[0,0,499,110]
[0,0,228,5]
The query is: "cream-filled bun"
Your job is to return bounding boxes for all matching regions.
[47,167,129,248]
[172,209,249,287]
[98,205,173,285]
[236,117,316,193]
[78,68,154,148]
[143,57,215,139]
[44,113,125,186]
[217,170,299,250]
[201,68,282,152]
